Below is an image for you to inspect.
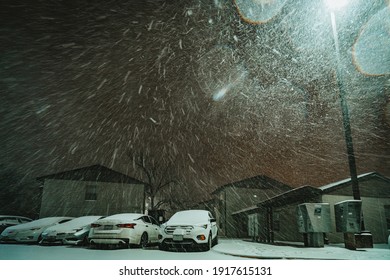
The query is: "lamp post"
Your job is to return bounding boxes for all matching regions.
[325,2,374,249]
[325,0,361,202]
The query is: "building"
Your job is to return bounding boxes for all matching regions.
[37,165,145,218]
[210,175,292,238]
[233,172,390,244]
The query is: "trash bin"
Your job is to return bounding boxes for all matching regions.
[297,203,331,247]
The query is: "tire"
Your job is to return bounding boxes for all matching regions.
[213,235,218,246]
[81,236,89,247]
[140,232,148,249]
[158,242,168,251]
[202,233,212,251]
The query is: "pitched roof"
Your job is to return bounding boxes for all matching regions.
[256,185,321,208]
[211,175,292,195]
[232,186,322,215]
[234,172,390,214]
[319,172,390,193]
[36,164,144,185]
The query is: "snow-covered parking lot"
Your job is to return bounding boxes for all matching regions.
[1,239,388,280]
[1,239,389,260]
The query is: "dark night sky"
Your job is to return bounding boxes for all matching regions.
[1,0,389,201]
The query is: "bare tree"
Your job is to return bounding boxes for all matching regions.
[130,152,177,211]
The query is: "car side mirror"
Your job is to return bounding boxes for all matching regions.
[210,218,216,223]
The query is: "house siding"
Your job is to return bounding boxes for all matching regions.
[40,179,144,217]
[323,194,390,243]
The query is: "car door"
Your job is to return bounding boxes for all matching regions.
[147,216,160,243]
[141,216,158,243]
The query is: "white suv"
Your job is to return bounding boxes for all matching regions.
[158,210,218,251]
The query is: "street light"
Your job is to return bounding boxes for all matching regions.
[325,0,349,11]
[325,0,362,202]
[324,2,375,249]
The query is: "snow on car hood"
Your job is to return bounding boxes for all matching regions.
[43,216,102,232]
[166,210,210,225]
[3,217,74,231]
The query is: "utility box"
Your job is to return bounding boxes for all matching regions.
[334,200,362,233]
[297,203,331,233]
[297,203,331,247]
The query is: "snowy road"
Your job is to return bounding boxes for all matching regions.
[1,239,389,260]
[0,242,246,260]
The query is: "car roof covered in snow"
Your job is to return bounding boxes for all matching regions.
[5,217,74,230]
[100,213,143,221]
[43,216,103,231]
[167,210,210,224]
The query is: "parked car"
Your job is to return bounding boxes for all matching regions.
[0,215,33,234]
[158,210,218,251]
[40,216,104,246]
[88,213,160,248]
[0,217,74,243]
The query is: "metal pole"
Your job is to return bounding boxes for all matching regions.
[330,11,361,201]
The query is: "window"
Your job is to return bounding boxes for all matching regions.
[141,216,151,223]
[85,185,97,201]
[150,216,159,225]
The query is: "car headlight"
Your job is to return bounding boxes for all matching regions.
[201,224,208,229]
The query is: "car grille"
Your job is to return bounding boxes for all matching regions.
[165,225,193,235]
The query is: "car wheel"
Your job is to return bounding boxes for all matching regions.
[158,242,168,251]
[81,236,89,247]
[140,232,148,249]
[213,235,218,246]
[202,233,212,251]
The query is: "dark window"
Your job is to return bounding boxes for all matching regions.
[142,216,151,223]
[85,185,97,201]
[150,216,159,225]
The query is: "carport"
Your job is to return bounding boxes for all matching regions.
[233,186,322,243]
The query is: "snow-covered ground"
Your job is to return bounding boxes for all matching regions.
[0,239,389,260]
[214,239,390,260]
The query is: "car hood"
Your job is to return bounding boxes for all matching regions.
[2,217,74,232]
[166,210,210,225]
[43,216,102,233]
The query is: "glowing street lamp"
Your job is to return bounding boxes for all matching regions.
[325,0,349,11]
[324,0,362,202]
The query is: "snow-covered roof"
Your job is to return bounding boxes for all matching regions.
[319,172,389,191]
[36,164,144,185]
[319,172,379,191]
[101,213,143,221]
